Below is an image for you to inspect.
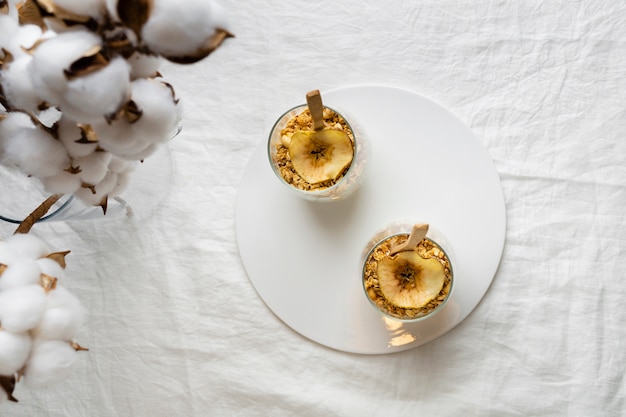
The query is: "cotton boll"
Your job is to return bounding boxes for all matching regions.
[108,169,131,197]
[107,158,136,197]
[74,150,112,185]
[42,285,82,313]
[0,259,41,290]
[8,24,43,58]
[0,113,66,179]
[33,286,84,341]
[0,111,33,143]
[5,234,49,261]
[0,55,41,113]
[96,78,180,159]
[73,187,104,207]
[2,124,70,178]
[0,22,43,63]
[94,121,148,158]
[141,0,231,60]
[28,29,102,111]
[74,170,116,205]
[0,330,32,376]
[60,56,131,123]
[127,78,181,143]
[0,16,20,59]
[0,285,47,333]
[23,340,76,388]
[107,155,135,174]
[57,118,99,158]
[95,126,149,159]
[92,170,118,197]
[33,307,81,341]
[120,143,158,162]
[41,169,82,195]
[0,241,16,266]
[36,258,65,281]
[127,51,162,80]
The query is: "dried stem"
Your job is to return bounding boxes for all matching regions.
[14,194,63,235]
[0,374,17,403]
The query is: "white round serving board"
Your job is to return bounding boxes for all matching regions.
[235,85,506,354]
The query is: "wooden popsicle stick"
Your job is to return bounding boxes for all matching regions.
[306,90,325,131]
[389,224,429,256]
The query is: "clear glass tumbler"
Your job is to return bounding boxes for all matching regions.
[267,104,367,202]
[361,220,455,322]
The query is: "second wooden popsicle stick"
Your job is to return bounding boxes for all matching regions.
[389,224,429,256]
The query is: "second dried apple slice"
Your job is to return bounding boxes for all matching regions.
[377,251,445,309]
[288,129,353,184]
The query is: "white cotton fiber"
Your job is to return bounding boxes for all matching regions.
[93,121,142,157]
[36,257,65,281]
[121,143,158,161]
[33,286,85,341]
[74,150,112,185]
[42,285,82,314]
[57,118,99,158]
[141,0,230,57]
[74,170,117,205]
[94,170,117,196]
[23,340,76,387]
[28,29,102,111]
[107,155,134,174]
[0,111,34,143]
[4,234,49,260]
[9,24,43,57]
[128,78,181,141]
[61,56,131,123]
[73,187,101,206]
[127,51,163,80]
[2,125,69,178]
[0,16,33,59]
[0,240,16,266]
[96,78,179,159]
[108,169,131,197]
[0,16,19,48]
[0,285,47,333]
[0,259,42,291]
[41,169,82,195]
[0,330,32,376]
[33,307,81,341]
[0,55,40,113]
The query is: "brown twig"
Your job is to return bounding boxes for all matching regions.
[14,194,63,235]
[0,374,17,403]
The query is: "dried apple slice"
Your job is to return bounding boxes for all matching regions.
[377,251,445,308]
[288,129,353,184]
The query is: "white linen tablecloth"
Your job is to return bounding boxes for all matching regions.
[2,0,625,415]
